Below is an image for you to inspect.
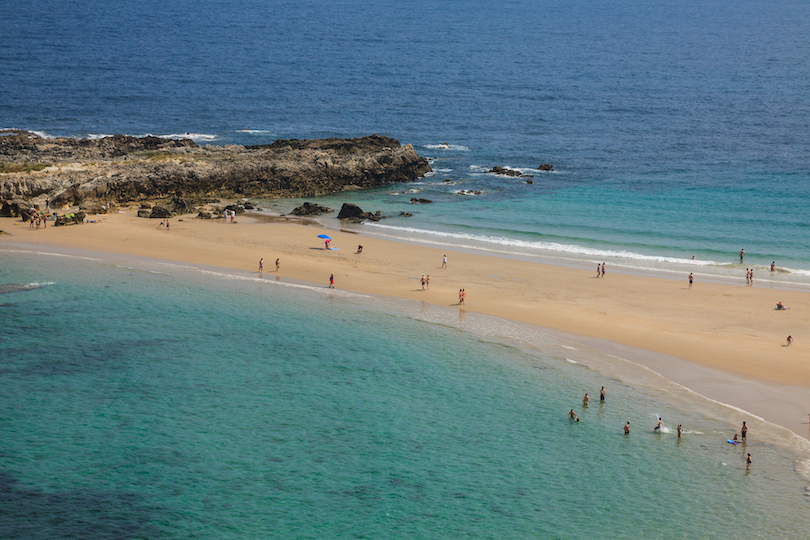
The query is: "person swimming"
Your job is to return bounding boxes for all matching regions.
[654,417,663,432]
[568,409,580,422]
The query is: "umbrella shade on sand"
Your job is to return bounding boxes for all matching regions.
[317,234,332,240]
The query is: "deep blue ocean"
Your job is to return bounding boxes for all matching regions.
[3,0,810,536]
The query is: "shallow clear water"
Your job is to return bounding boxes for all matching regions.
[1,251,809,538]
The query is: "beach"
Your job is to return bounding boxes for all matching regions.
[3,209,808,440]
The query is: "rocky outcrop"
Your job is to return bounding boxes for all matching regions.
[537,163,554,171]
[410,198,432,204]
[291,202,333,216]
[0,132,432,205]
[337,203,382,222]
[486,166,533,178]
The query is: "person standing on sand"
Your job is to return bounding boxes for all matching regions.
[166,220,170,231]
[624,421,631,434]
[741,421,747,442]
[329,273,335,289]
[688,273,693,289]
[275,258,280,272]
[787,335,793,346]
[749,269,753,286]
[677,424,683,438]
[583,393,589,406]
[462,289,466,304]
[596,263,601,278]
[258,258,263,277]
[442,255,447,269]
[745,269,749,285]
[600,387,605,402]
[601,263,605,277]
[746,453,752,470]
[426,275,430,290]
[421,274,426,290]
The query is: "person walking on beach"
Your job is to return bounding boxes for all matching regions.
[787,335,793,346]
[421,274,426,290]
[258,258,264,277]
[600,387,605,402]
[677,424,683,438]
[601,263,606,277]
[688,273,693,289]
[426,275,430,290]
[741,421,748,442]
[329,273,335,289]
[461,289,466,304]
[745,269,749,285]
[771,261,776,272]
[569,409,580,422]
[749,269,753,286]
[583,393,589,406]
[275,258,280,272]
[442,255,447,269]
[166,220,170,231]
[596,263,601,278]
[356,244,363,254]
[746,453,752,470]
[624,421,631,435]
[654,417,663,432]
[739,249,745,263]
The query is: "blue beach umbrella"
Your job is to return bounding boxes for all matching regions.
[317,234,332,240]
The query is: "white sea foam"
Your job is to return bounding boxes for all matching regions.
[86,133,115,140]
[161,132,218,142]
[425,143,469,151]
[30,130,55,139]
[362,223,721,265]
[235,129,275,134]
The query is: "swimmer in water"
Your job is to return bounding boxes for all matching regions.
[677,424,683,438]
[747,453,752,470]
[732,433,738,442]
[600,386,605,402]
[568,409,580,422]
[654,417,663,432]
[583,393,589,406]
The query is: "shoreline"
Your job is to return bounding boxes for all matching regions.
[2,210,809,444]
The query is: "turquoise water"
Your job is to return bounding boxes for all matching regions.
[2,250,809,538]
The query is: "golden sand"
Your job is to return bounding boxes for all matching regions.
[3,210,809,437]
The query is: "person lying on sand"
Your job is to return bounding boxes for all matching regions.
[776,302,789,310]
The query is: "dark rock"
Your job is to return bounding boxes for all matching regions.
[54,211,86,226]
[443,178,453,183]
[399,212,413,217]
[337,203,364,220]
[0,199,33,219]
[537,163,554,171]
[140,203,152,209]
[137,209,152,218]
[169,197,196,214]
[410,198,433,204]
[224,204,245,215]
[149,205,172,219]
[197,211,212,219]
[456,190,484,196]
[291,202,333,216]
[243,202,254,210]
[486,166,532,178]
[337,203,382,222]
[525,179,533,184]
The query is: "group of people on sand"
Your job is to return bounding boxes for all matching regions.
[421,274,430,290]
[596,263,605,278]
[257,257,280,277]
[569,388,754,470]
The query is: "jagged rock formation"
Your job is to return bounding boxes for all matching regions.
[537,163,554,171]
[337,203,381,222]
[0,131,432,206]
[291,202,333,216]
[486,166,533,178]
